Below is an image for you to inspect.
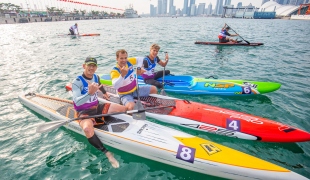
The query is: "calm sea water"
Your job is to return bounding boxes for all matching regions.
[1,17,310,179]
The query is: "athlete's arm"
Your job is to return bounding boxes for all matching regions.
[72,78,91,106]
[222,23,226,30]
[111,71,125,89]
[97,75,107,94]
[127,57,144,67]
[142,58,149,69]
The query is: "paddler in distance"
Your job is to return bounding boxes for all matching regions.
[110,49,157,110]
[72,56,126,168]
[69,23,79,35]
[140,43,170,90]
[218,23,239,43]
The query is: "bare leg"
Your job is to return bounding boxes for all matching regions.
[125,102,135,110]
[80,118,95,138]
[150,86,158,94]
[80,117,119,168]
[107,103,127,113]
[105,151,119,168]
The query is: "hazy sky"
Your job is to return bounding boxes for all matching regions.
[5,0,262,14]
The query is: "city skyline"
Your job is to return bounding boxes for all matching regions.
[3,0,262,14]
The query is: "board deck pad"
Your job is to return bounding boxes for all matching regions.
[27,94,128,133]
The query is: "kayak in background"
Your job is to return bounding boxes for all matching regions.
[19,93,308,180]
[64,84,310,143]
[195,41,264,46]
[99,74,281,95]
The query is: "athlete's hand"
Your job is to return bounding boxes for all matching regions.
[140,68,146,74]
[165,53,169,61]
[87,81,101,95]
[103,93,110,100]
[120,66,128,77]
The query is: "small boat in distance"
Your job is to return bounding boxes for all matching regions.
[124,4,139,18]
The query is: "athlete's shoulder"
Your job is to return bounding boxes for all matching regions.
[72,76,81,83]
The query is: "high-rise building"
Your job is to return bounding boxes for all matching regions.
[190,4,196,16]
[215,0,224,15]
[237,2,242,8]
[296,0,304,5]
[261,0,270,5]
[162,0,167,14]
[158,0,162,14]
[176,8,182,15]
[170,6,176,15]
[197,3,206,15]
[289,0,297,5]
[169,0,174,14]
[183,0,188,15]
[282,0,289,4]
[190,0,196,7]
[224,0,231,5]
[215,0,219,14]
[208,3,212,15]
[188,0,195,16]
[150,4,156,17]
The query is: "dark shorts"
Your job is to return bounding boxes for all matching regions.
[144,70,170,89]
[119,86,152,105]
[77,103,111,124]
[69,29,74,35]
[219,38,229,43]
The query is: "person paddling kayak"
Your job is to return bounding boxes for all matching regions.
[69,23,79,35]
[141,43,170,90]
[218,23,239,43]
[72,56,126,168]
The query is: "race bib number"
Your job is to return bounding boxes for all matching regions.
[129,74,134,81]
[226,119,241,131]
[90,93,98,102]
[242,86,252,94]
[176,145,195,163]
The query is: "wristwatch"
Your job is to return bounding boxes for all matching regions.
[137,67,141,70]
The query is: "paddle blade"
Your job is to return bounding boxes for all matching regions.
[36,120,67,133]
[245,40,250,44]
[132,101,146,120]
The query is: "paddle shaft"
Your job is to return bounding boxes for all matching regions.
[132,68,147,120]
[160,52,168,95]
[36,105,175,133]
[136,68,141,100]
[226,24,250,44]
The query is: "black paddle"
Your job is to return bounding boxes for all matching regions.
[226,23,250,44]
[36,105,174,133]
[160,52,168,96]
[133,67,146,120]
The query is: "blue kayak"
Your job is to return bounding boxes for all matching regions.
[100,74,281,95]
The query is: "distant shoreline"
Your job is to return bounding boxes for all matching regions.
[0,15,291,24]
[0,16,123,24]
